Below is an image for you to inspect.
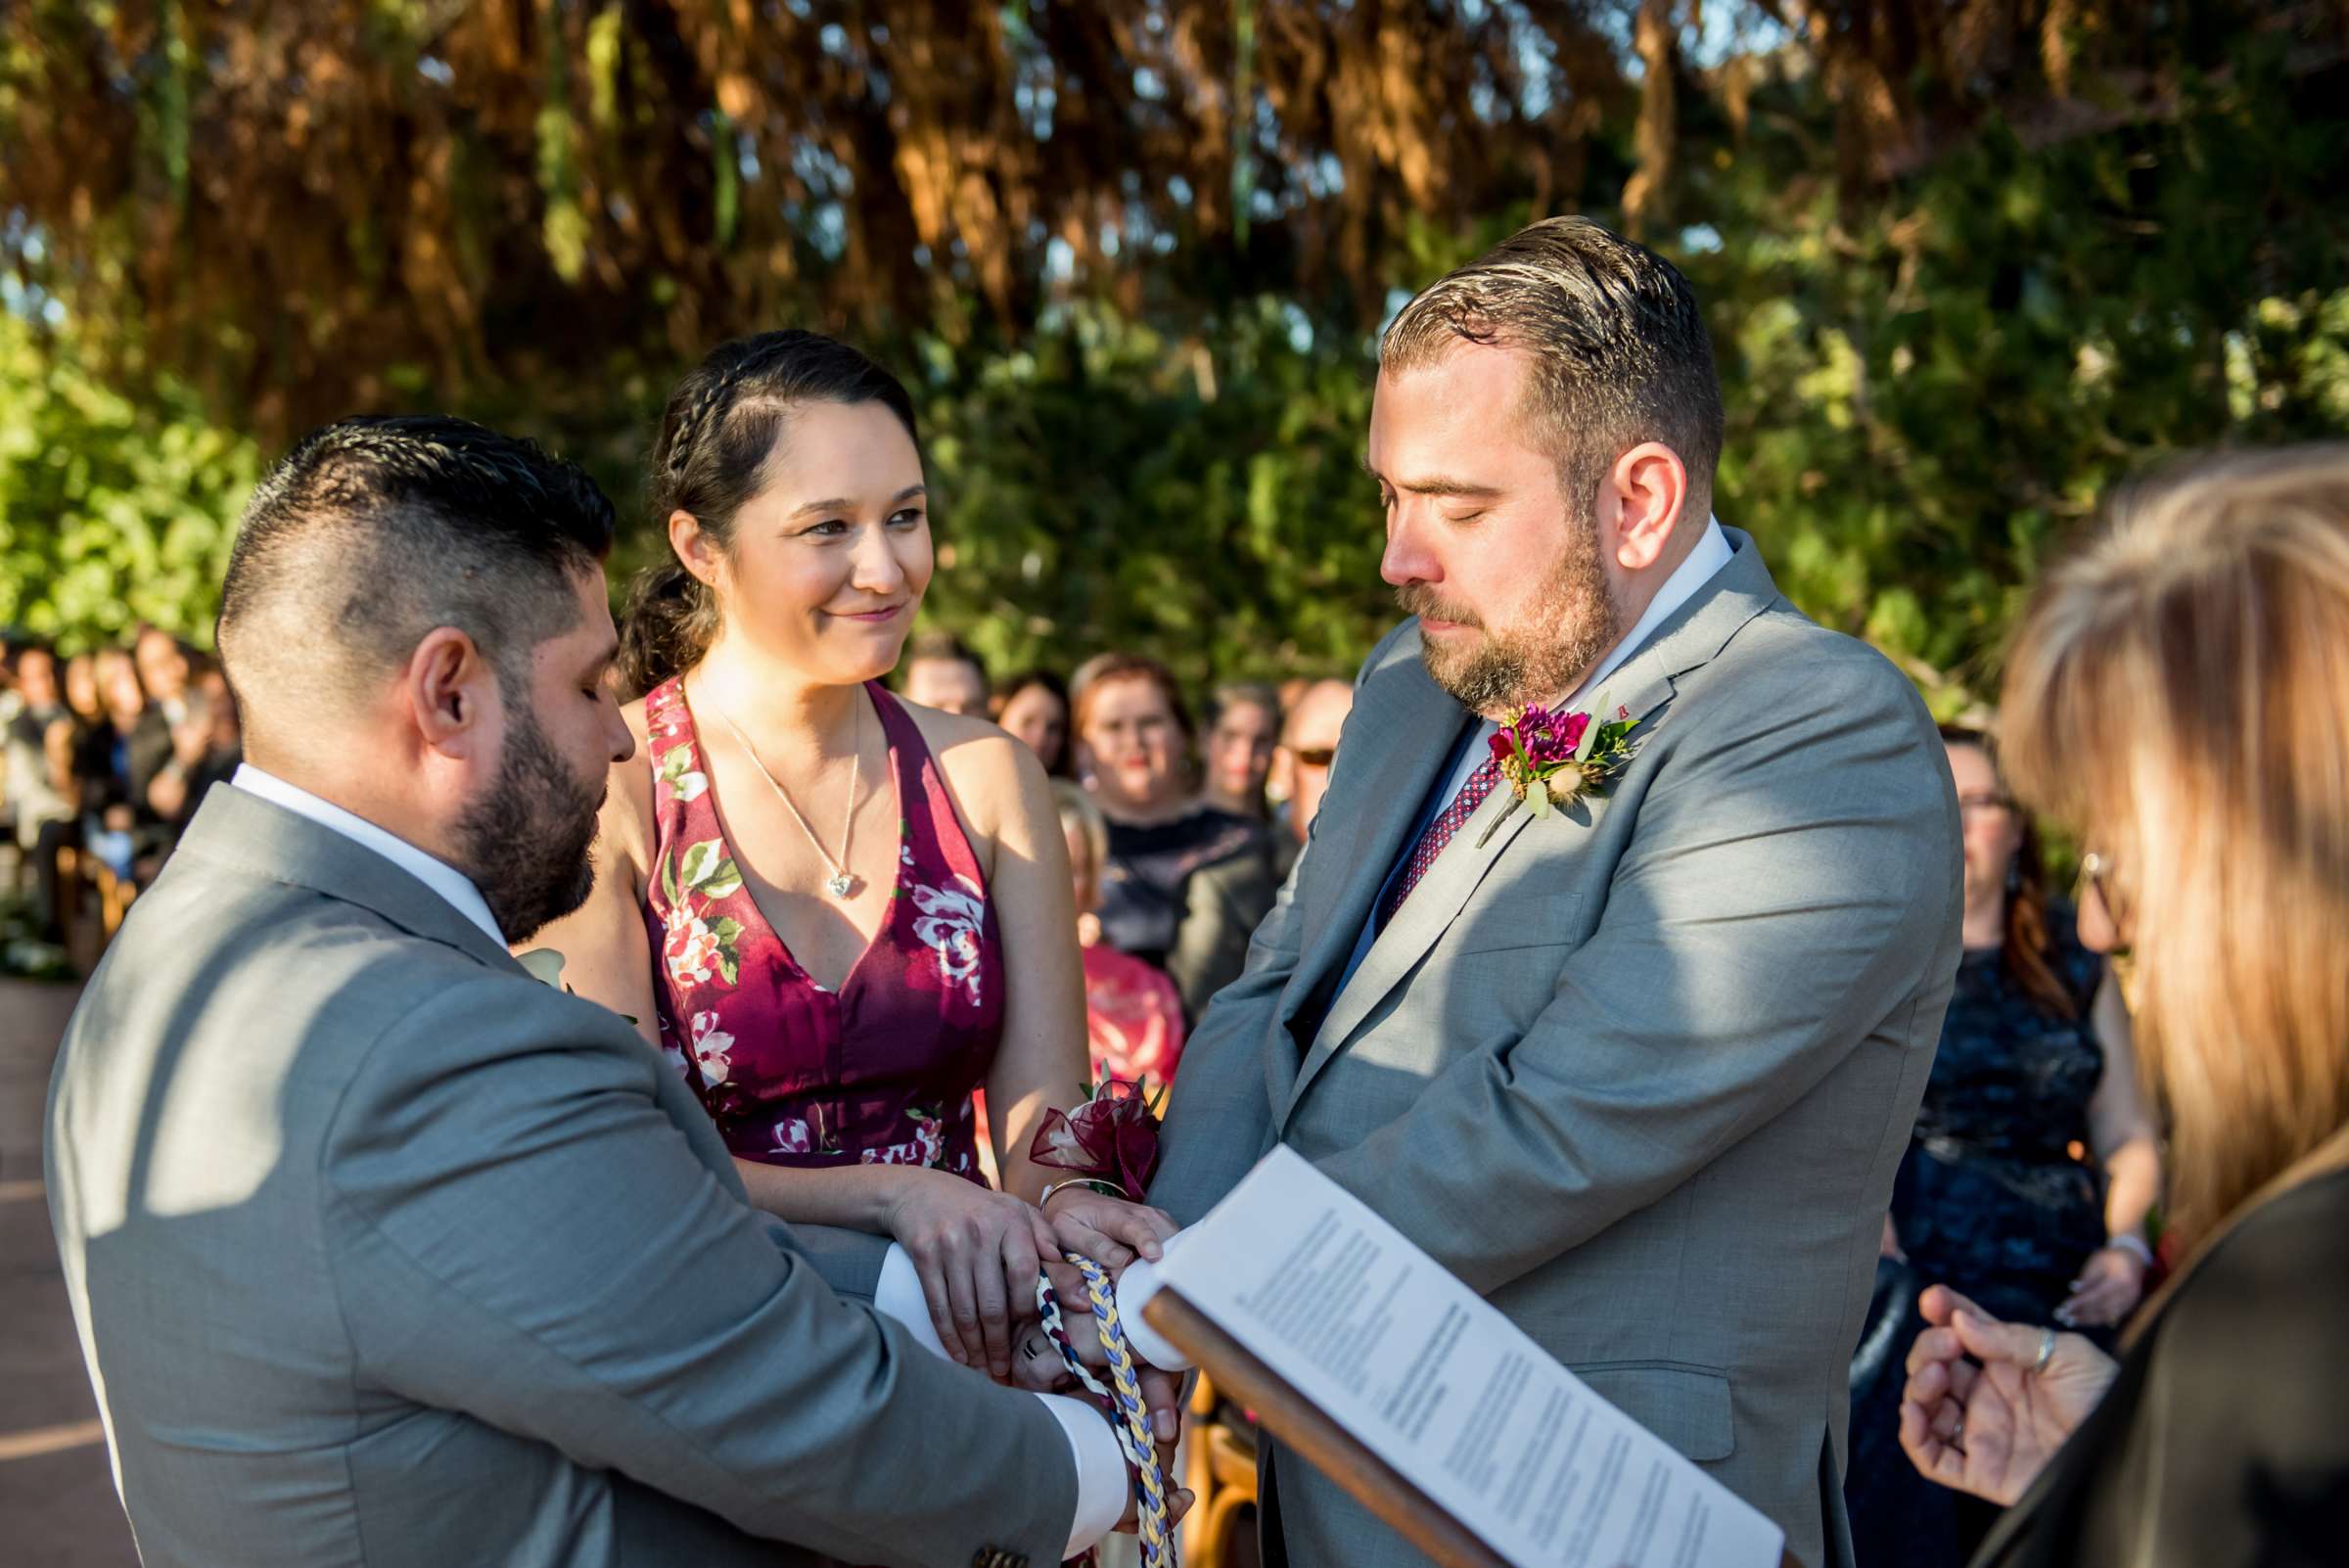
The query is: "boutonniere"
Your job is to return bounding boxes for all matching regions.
[1476,696,1641,848]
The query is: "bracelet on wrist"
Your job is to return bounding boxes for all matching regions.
[1040,1176,1130,1209]
[2105,1232,2154,1268]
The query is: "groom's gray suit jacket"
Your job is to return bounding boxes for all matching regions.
[46,785,1075,1568]
[1151,530,1961,1568]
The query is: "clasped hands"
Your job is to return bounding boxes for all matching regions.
[1899,1284,2119,1506]
[884,1174,1191,1531]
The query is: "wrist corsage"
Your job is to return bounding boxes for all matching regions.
[1030,1072,1166,1201]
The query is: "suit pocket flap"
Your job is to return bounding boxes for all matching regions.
[1570,1362,1734,1462]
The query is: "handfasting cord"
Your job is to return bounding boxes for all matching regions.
[1036,1254,1178,1568]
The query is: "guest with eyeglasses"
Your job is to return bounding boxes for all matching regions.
[1843,724,2160,1568]
[1267,677,1353,882]
[1898,446,2349,1567]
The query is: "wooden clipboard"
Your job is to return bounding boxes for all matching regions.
[1142,1287,1798,1568]
[1144,1285,1508,1568]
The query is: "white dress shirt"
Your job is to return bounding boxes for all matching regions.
[231,765,1129,1557]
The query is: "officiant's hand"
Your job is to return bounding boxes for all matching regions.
[884,1172,1061,1380]
[1899,1284,2117,1506]
[1042,1186,1177,1273]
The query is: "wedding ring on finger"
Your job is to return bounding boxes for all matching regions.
[2033,1327,2057,1375]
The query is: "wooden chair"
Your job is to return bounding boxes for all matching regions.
[60,843,137,945]
[1182,1374,1260,1568]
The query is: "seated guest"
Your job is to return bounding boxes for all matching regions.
[146,663,243,836]
[994,668,1071,777]
[1846,725,2160,1568]
[1267,677,1353,882]
[4,643,78,939]
[61,651,103,730]
[1072,652,1272,1021]
[132,626,200,728]
[46,414,1162,1568]
[1197,681,1278,822]
[1054,781,1185,1091]
[1901,445,2349,1567]
[900,629,990,715]
[74,648,170,880]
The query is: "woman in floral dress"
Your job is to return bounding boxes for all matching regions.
[531,330,1171,1382]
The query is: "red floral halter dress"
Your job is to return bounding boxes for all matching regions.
[641,676,1002,1182]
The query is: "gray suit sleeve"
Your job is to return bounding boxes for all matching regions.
[767,1220,891,1304]
[1151,843,1306,1225]
[322,979,1078,1568]
[1313,647,1961,1295]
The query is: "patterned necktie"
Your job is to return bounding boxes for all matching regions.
[1375,751,1503,932]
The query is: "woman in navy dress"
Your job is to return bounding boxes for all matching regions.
[1844,726,2162,1568]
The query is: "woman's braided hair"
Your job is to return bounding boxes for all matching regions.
[617,330,921,698]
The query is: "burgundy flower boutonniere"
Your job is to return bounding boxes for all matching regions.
[1476,696,1642,848]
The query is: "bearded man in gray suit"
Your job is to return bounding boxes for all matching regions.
[45,417,1154,1568]
[1137,219,1962,1567]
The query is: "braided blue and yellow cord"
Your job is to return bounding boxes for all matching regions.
[1036,1254,1177,1568]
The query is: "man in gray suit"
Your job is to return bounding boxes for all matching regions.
[1142,219,1961,1566]
[46,417,1143,1568]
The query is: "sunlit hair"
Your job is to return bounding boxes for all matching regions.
[2000,444,2349,1261]
[1380,215,1723,514]
[1051,779,1109,891]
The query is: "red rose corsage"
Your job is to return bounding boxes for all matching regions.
[1029,1072,1166,1198]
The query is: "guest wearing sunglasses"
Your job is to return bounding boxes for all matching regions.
[1267,678,1353,883]
[1844,725,2160,1568]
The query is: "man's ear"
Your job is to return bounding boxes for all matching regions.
[404,626,498,758]
[1606,442,1691,574]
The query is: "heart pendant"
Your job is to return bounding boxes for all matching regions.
[825,872,856,899]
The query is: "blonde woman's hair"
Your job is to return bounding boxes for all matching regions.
[1052,779,1109,892]
[2001,444,2349,1266]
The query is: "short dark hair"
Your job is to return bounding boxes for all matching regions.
[217,415,613,733]
[1381,216,1724,513]
[618,330,921,698]
[906,631,985,679]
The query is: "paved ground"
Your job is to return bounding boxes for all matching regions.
[1,973,139,1566]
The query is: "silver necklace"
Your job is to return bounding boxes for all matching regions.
[713,698,863,900]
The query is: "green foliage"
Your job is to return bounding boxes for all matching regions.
[914,300,1389,690]
[1687,38,2349,715]
[4,29,2344,718]
[0,316,260,651]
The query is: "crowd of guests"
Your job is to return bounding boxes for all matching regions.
[0,624,244,945]
[898,629,1353,1095]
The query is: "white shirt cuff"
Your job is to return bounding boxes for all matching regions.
[877,1245,1127,1556]
[873,1242,950,1358]
[1038,1392,1130,1557]
[1114,1238,1195,1372]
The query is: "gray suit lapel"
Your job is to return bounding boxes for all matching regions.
[1280,660,1472,1024]
[175,785,528,977]
[1285,530,1781,1123]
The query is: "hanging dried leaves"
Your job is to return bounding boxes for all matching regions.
[0,0,2309,438]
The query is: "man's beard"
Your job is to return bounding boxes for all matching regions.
[1397,511,1626,716]
[458,701,605,945]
